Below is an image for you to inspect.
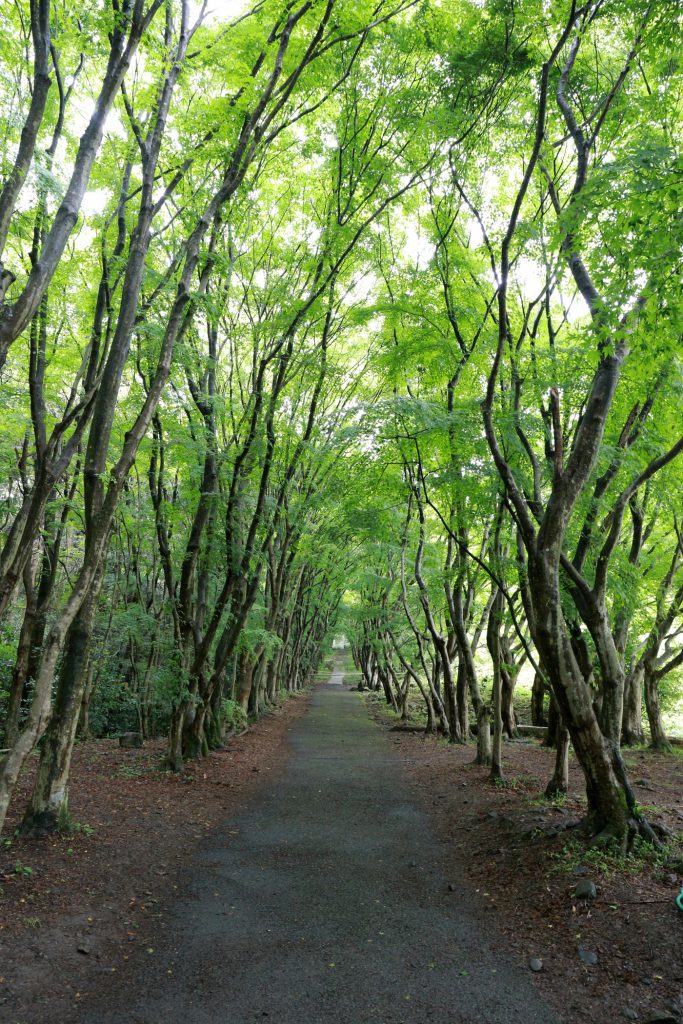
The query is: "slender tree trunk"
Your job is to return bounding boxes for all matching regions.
[621,665,644,746]
[475,706,492,767]
[531,670,547,726]
[643,666,671,752]
[545,720,570,797]
[168,703,187,772]
[455,656,469,739]
[236,652,255,711]
[3,590,37,749]
[78,661,95,741]
[543,696,559,749]
[488,589,504,782]
[500,668,517,738]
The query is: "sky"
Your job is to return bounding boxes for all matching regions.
[190,0,249,24]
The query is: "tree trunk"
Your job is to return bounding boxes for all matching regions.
[78,661,95,741]
[545,721,570,797]
[531,670,547,726]
[168,702,187,772]
[21,589,98,834]
[643,665,671,752]
[2,594,36,749]
[475,705,491,767]
[455,656,469,739]
[621,665,644,746]
[488,589,504,782]
[441,650,462,742]
[182,700,209,759]
[236,652,255,711]
[543,696,560,748]
[500,668,517,738]
[378,665,398,711]
[529,553,630,840]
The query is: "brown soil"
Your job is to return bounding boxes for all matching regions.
[366,695,683,1024]
[0,690,312,1023]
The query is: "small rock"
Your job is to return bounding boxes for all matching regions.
[634,777,650,786]
[664,873,679,886]
[528,958,543,972]
[577,946,598,966]
[447,883,455,892]
[574,879,597,900]
[570,864,589,877]
[643,1014,678,1023]
[621,1010,637,1021]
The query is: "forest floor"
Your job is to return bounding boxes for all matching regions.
[365,693,683,1024]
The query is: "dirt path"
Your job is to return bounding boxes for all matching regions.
[77,665,557,1024]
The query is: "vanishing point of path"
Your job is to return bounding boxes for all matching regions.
[82,663,558,1024]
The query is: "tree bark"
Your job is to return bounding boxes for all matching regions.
[643,666,671,753]
[488,589,504,782]
[621,665,644,746]
[21,588,98,833]
[531,670,546,726]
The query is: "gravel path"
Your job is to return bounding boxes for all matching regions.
[81,663,557,1023]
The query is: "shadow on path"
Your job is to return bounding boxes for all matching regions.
[81,660,557,1024]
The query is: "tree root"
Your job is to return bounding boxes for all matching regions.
[517,817,583,843]
[589,815,665,854]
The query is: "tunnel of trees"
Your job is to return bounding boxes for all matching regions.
[0,0,681,853]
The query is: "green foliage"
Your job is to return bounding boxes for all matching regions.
[221,699,248,733]
[551,832,682,878]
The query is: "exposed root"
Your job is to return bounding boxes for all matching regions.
[588,815,665,854]
[518,817,583,842]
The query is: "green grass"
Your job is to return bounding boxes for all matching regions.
[527,791,569,809]
[115,764,143,778]
[550,831,683,879]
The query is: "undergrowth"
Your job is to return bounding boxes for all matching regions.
[550,831,683,878]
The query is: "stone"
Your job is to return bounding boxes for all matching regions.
[574,879,597,899]
[643,1015,678,1023]
[119,732,143,748]
[528,958,543,972]
[570,864,589,877]
[577,946,598,966]
[447,883,455,892]
[621,1010,637,1021]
